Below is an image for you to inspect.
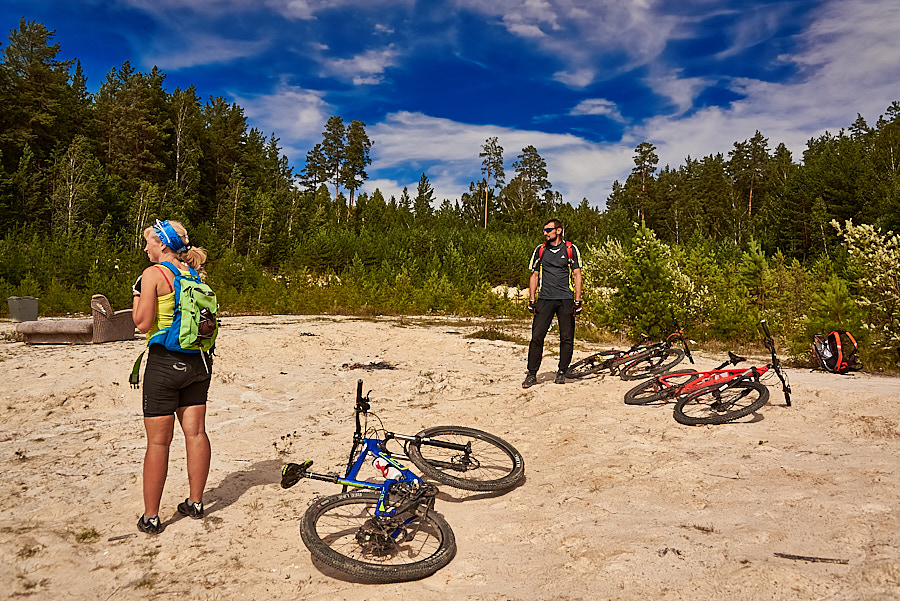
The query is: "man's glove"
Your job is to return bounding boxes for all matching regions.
[574,300,583,316]
[527,300,536,315]
[132,275,142,297]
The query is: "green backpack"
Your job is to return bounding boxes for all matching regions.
[149,261,218,353]
[130,261,218,387]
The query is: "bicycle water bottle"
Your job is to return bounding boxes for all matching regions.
[372,457,403,480]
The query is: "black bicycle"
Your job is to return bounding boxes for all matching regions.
[566,321,694,380]
[281,380,524,582]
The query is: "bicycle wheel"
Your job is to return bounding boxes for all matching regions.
[566,350,618,378]
[619,347,685,380]
[407,426,525,492]
[299,490,456,583]
[624,369,700,405]
[673,380,770,425]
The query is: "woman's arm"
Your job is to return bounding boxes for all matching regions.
[132,266,166,333]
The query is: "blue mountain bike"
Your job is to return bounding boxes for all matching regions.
[280,379,524,582]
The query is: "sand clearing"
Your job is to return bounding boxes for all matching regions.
[1,315,898,600]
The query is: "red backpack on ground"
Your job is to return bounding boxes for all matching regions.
[812,330,859,374]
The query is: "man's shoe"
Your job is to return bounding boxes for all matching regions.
[522,373,538,388]
[555,371,566,384]
[177,499,204,519]
[137,515,161,534]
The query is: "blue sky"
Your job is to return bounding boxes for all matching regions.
[3,0,900,207]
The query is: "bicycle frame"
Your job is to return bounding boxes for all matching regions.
[606,320,693,373]
[651,361,768,398]
[289,380,472,517]
[642,320,791,405]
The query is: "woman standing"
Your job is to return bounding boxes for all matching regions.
[132,219,212,534]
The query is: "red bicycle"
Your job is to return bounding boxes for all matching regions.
[623,320,791,425]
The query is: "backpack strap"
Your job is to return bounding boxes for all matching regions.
[146,261,190,351]
[830,331,845,372]
[129,350,145,388]
[155,265,174,293]
[842,330,858,348]
[536,241,574,264]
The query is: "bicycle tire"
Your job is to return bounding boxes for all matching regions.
[566,350,619,378]
[407,426,525,492]
[619,347,685,380]
[623,369,700,405]
[673,380,770,425]
[299,490,456,583]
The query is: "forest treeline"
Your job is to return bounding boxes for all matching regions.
[2,19,900,368]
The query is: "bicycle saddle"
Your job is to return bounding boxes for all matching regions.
[728,351,746,365]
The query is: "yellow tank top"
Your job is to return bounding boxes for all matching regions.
[145,265,189,341]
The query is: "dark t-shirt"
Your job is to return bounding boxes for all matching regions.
[530,241,581,300]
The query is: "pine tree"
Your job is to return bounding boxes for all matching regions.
[479,137,504,228]
[321,115,346,200]
[341,119,372,210]
[413,173,434,222]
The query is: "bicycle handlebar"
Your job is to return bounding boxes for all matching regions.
[759,320,792,407]
[356,379,370,412]
[346,379,370,490]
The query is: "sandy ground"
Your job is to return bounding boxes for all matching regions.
[1,314,898,600]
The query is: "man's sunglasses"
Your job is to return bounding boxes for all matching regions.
[543,227,558,233]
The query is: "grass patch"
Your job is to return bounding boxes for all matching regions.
[680,523,716,534]
[75,527,101,543]
[465,325,529,345]
[135,574,157,589]
[16,545,41,559]
[273,431,298,456]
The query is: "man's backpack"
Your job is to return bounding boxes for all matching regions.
[812,330,859,374]
[149,261,218,353]
[536,240,574,265]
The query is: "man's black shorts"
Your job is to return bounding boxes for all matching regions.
[142,345,212,417]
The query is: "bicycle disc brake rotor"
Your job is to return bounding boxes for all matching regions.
[356,518,407,556]
[449,452,479,472]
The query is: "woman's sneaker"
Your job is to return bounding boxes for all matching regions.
[138,515,161,534]
[177,499,204,519]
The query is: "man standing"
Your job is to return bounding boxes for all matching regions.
[523,219,583,387]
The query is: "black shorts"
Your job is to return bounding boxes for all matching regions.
[142,345,213,417]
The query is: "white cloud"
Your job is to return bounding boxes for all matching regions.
[458,0,680,88]
[320,46,400,84]
[362,178,405,201]
[234,84,333,158]
[503,22,547,38]
[144,33,269,70]
[569,98,624,121]
[714,5,786,60]
[643,70,712,116]
[553,68,595,88]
